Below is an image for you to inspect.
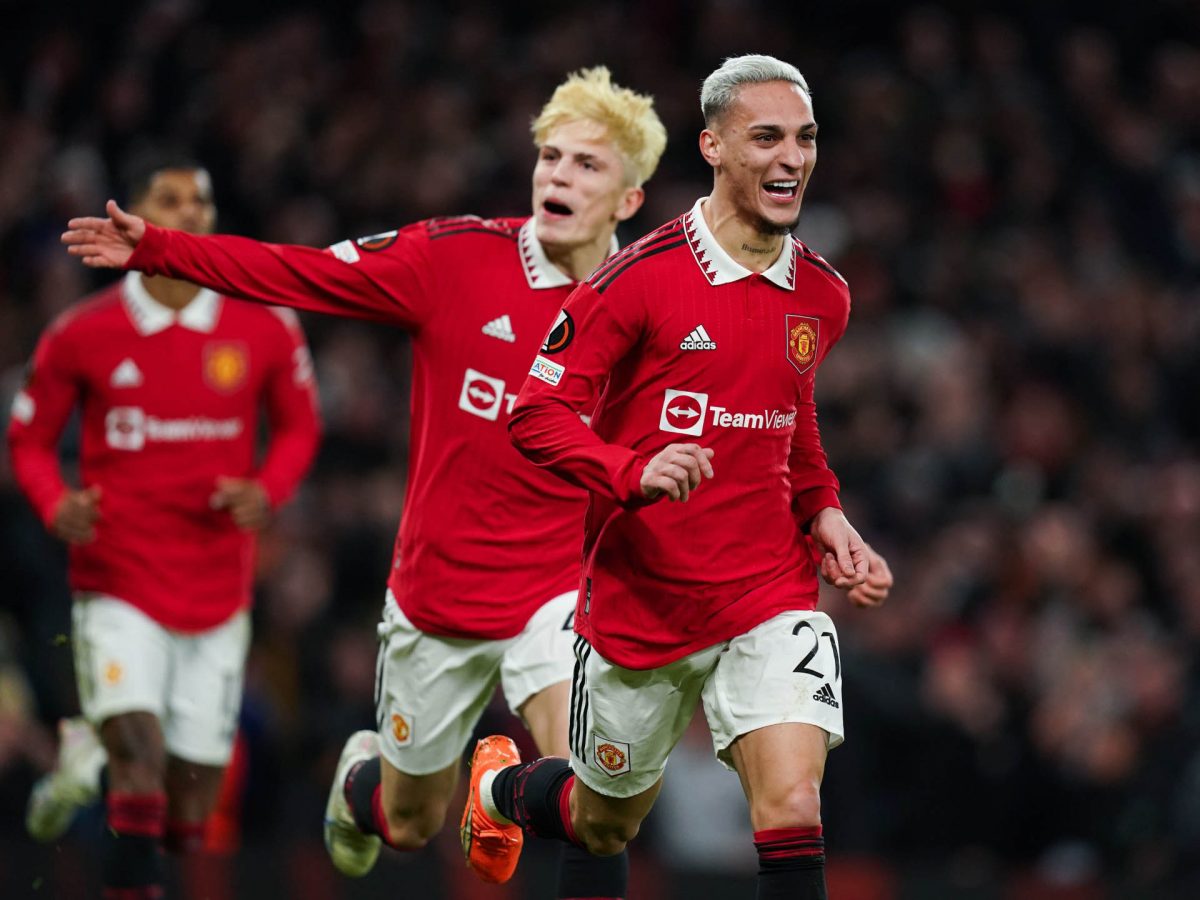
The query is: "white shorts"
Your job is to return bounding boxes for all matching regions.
[569,609,845,798]
[72,594,250,766]
[375,590,576,776]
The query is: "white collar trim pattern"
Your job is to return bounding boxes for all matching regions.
[122,272,221,335]
[682,198,796,290]
[518,219,620,289]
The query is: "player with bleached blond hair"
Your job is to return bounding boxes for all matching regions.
[62,66,665,898]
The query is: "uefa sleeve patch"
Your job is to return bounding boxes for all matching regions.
[327,240,361,264]
[11,390,34,424]
[529,355,565,387]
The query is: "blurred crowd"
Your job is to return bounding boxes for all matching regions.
[2,1,1199,898]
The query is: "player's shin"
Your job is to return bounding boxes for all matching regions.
[557,843,629,899]
[490,756,580,845]
[345,756,391,841]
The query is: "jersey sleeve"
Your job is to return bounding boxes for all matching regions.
[127,222,436,330]
[789,282,850,529]
[788,373,842,529]
[508,282,650,508]
[254,309,322,507]
[6,319,81,526]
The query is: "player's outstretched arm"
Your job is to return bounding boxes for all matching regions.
[61,200,145,269]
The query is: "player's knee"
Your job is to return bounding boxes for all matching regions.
[380,800,446,850]
[104,725,167,792]
[574,810,641,857]
[750,776,822,830]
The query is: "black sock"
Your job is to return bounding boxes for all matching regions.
[103,791,166,899]
[557,843,628,898]
[491,757,577,844]
[754,826,826,900]
[344,756,384,837]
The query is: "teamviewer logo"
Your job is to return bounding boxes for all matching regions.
[659,389,708,436]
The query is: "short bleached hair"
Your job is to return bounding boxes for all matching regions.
[700,54,811,127]
[532,66,667,187]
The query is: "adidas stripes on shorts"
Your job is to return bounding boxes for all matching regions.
[568,609,845,799]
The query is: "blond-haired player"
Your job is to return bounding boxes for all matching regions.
[62,67,665,897]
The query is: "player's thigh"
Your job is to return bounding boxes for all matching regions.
[569,637,719,801]
[73,594,171,727]
[162,610,250,767]
[375,593,505,777]
[501,591,576,757]
[703,609,842,817]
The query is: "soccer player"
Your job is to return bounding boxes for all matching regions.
[60,68,666,898]
[10,159,321,899]
[462,55,879,899]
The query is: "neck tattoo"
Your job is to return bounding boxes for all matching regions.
[741,243,773,255]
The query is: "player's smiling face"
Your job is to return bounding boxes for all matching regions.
[709,81,817,235]
[134,169,217,236]
[531,120,641,255]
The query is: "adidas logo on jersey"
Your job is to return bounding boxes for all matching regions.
[482,315,516,343]
[680,324,716,350]
[813,683,839,709]
[110,358,143,388]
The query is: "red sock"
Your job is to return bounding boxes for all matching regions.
[103,792,167,899]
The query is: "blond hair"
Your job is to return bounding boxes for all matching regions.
[532,66,667,187]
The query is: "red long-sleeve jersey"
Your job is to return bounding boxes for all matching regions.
[509,200,850,669]
[127,216,599,639]
[8,273,321,631]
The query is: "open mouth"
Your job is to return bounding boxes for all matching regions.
[543,200,573,216]
[763,180,799,200]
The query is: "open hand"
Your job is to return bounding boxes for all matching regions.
[61,200,146,269]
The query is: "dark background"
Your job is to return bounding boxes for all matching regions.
[1,1,1199,897]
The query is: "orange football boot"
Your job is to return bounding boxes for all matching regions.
[460,735,524,883]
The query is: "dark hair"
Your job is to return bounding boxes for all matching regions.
[121,148,209,205]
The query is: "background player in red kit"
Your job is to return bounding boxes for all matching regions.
[61,69,666,897]
[9,159,320,899]
[464,55,880,899]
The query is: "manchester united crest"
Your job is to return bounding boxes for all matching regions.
[391,711,412,745]
[594,736,631,776]
[203,342,249,393]
[786,315,820,375]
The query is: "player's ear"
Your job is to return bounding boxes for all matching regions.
[614,186,644,223]
[699,129,721,168]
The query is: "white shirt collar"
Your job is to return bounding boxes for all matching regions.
[122,272,222,335]
[681,198,796,290]
[518,219,620,289]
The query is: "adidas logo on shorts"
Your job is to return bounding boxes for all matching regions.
[813,683,839,709]
[679,324,716,350]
